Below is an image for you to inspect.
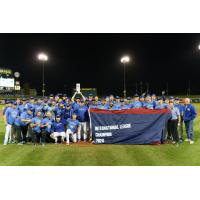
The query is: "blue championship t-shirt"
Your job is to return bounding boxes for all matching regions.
[67,118,80,133]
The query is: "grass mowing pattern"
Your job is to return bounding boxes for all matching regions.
[0,104,200,166]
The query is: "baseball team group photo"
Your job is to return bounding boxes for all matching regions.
[0,33,200,166]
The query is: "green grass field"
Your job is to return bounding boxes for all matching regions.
[0,104,200,166]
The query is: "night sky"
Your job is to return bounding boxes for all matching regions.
[0,33,200,97]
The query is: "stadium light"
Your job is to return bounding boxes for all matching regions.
[121,56,130,64]
[120,56,130,98]
[38,53,48,61]
[38,53,48,97]
[198,44,200,50]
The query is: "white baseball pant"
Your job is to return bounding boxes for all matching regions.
[78,122,88,141]
[66,129,77,144]
[4,124,12,145]
[50,132,65,143]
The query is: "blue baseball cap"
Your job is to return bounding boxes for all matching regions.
[56,115,61,118]
[169,96,174,100]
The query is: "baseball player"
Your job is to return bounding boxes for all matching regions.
[30,111,42,146]
[40,111,54,145]
[20,108,33,143]
[97,98,109,109]
[143,95,154,109]
[3,102,17,145]
[66,113,80,145]
[51,115,66,144]
[131,94,142,108]
[76,100,89,141]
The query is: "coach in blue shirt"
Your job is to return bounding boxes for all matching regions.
[184,98,197,144]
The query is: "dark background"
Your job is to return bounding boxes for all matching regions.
[0,33,200,96]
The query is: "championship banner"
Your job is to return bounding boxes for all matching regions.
[89,108,171,144]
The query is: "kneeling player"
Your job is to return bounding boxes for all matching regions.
[40,111,54,145]
[51,115,66,144]
[66,113,80,145]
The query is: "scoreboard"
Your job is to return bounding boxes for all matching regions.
[0,77,14,87]
[0,68,20,92]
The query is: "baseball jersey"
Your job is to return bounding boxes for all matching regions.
[97,104,109,110]
[18,104,27,114]
[131,100,142,108]
[63,108,74,120]
[143,102,154,109]
[120,104,131,110]
[155,103,168,109]
[34,104,44,116]
[41,117,54,133]
[31,117,42,133]
[52,120,66,132]
[25,102,35,111]
[76,105,89,122]
[20,111,33,126]
[174,104,185,116]
[67,118,80,133]
[5,108,20,125]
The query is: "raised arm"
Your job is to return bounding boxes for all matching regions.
[80,92,86,101]
[71,91,78,102]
